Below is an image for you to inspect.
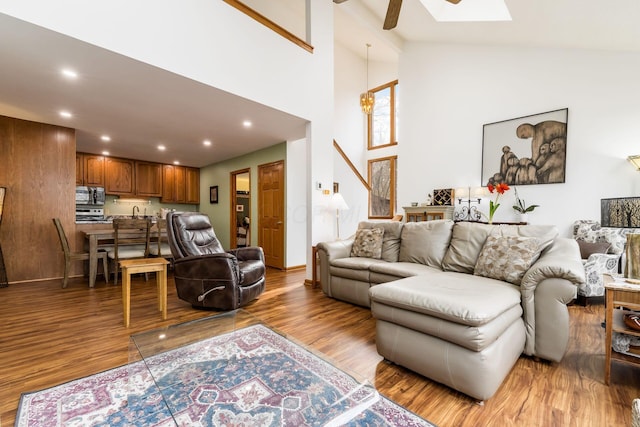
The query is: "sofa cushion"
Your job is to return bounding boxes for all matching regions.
[369,274,521,326]
[369,261,443,279]
[576,239,611,259]
[441,223,558,274]
[441,222,495,273]
[330,256,388,281]
[398,220,454,268]
[474,235,543,285]
[358,221,403,262]
[350,228,384,258]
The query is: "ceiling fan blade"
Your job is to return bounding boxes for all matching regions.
[445,0,462,3]
[383,0,403,30]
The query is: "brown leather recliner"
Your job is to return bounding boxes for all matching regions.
[166,212,266,310]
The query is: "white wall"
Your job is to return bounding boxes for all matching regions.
[399,42,640,236]
[286,138,307,267]
[333,42,399,238]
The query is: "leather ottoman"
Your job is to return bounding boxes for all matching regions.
[369,274,526,401]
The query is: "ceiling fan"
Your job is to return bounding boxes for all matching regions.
[334,0,462,30]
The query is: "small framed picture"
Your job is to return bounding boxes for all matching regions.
[210,186,218,204]
[236,204,244,212]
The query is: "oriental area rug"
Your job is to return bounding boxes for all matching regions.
[16,324,435,427]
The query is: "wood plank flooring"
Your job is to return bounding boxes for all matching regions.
[1,269,638,426]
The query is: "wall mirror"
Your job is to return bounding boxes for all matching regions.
[231,169,251,248]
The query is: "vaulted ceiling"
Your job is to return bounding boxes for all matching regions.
[1,0,639,167]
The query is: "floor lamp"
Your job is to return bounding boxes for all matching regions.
[330,192,349,239]
[0,187,7,287]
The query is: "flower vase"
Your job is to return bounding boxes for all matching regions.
[520,213,528,224]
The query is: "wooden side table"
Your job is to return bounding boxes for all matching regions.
[120,258,170,327]
[604,274,640,384]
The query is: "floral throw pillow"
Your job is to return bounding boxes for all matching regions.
[350,228,384,259]
[474,235,542,285]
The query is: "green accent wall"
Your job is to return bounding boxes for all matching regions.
[199,143,286,249]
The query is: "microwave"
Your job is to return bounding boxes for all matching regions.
[76,186,105,206]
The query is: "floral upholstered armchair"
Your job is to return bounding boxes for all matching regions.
[572,220,640,302]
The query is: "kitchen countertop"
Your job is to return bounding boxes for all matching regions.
[76,216,159,225]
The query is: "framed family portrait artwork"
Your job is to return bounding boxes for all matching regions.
[481,108,568,186]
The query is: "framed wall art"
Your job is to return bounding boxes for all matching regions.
[601,197,640,228]
[482,108,568,186]
[209,186,218,204]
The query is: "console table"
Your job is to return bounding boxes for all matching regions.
[403,205,454,222]
[604,274,640,384]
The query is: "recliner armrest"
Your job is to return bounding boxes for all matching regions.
[173,253,240,281]
[229,246,265,263]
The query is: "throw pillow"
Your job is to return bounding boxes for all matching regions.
[576,239,611,260]
[474,235,542,285]
[350,228,384,259]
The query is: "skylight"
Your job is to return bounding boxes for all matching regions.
[419,0,511,22]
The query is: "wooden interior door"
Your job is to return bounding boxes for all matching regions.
[230,168,250,249]
[258,160,285,269]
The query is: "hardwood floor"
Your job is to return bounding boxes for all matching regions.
[1,269,638,426]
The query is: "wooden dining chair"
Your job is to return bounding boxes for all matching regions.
[148,218,174,266]
[108,218,151,285]
[53,218,109,288]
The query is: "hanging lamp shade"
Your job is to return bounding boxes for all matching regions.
[361,43,375,115]
[360,91,375,115]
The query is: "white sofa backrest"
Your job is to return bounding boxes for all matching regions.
[357,221,404,262]
[398,220,454,268]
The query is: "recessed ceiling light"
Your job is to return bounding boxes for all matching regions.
[157,145,166,151]
[243,120,252,128]
[203,140,212,146]
[101,135,111,142]
[102,151,110,156]
[173,161,180,165]
[59,110,72,118]
[61,69,78,79]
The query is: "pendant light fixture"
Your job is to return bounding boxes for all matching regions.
[360,43,375,115]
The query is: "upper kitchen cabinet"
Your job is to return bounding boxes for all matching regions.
[78,153,106,187]
[135,161,163,197]
[162,165,199,204]
[185,167,200,204]
[76,153,83,185]
[105,157,135,196]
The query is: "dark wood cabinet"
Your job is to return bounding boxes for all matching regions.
[161,165,177,203]
[82,154,106,187]
[75,153,84,185]
[135,161,162,197]
[162,165,199,204]
[185,167,200,204]
[105,157,135,196]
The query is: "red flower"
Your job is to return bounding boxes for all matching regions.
[486,182,510,223]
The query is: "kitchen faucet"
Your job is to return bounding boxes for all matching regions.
[132,205,139,219]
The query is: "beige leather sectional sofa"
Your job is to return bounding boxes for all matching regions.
[317,220,585,401]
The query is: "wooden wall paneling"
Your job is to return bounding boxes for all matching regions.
[0,115,76,283]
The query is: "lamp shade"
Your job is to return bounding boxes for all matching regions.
[330,192,349,211]
[629,155,640,171]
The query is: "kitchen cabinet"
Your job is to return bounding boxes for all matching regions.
[76,153,83,185]
[135,161,163,197]
[185,167,200,204]
[79,153,106,187]
[162,165,200,204]
[105,157,135,196]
